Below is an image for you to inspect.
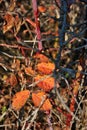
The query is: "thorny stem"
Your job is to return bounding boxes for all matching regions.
[53,1,81,127]
[32,0,43,51]
[59,0,68,46]
[54,0,68,70]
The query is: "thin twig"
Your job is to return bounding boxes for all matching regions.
[0,51,25,59]
[0,124,15,128]
[22,96,46,130]
[55,82,80,122]
[32,0,42,51]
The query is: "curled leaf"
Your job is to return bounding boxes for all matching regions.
[32,91,52,111]
[12,90,30,110]
[34,53,49,62]
[34,75,54,92]
[37,62,55,74]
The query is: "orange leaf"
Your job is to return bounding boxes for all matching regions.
[73,81,79,96]
[38,6,46,13]
[32,91,52,111]
[12,90,30,110]
[37,62,55,74]
[25,67,35,75]
[34,75,54,92]
[34,53,49,62]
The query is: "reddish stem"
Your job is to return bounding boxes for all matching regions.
[32,0,43,51]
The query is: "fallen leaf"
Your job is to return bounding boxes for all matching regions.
[9,73,18,87]
[34,75,54,92]
[32,91,52,111]
[8,0,16,11]
[11,59,20,71]
[3,13,15,33]
[25,67,35,75]
[2,73,17,87]
[34,53,49,62]
[14,15,22,35]
[37,62,55,74]
[73,81,79,96]
[12,90,30,110]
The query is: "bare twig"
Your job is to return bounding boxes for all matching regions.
[32,0,42,51]
[55,82,80,122]
[22,96,46,130]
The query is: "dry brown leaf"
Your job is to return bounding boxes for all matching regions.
[8,0,16,11]
[73,81,79,96]
[14,15,22,35]
[32,91,52,111]
[12,90,30,111]
[9,73,17,87]
[34,75,54,92]
[3,13,15,33]
[2,73,17,87]
[11,59,20,71]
